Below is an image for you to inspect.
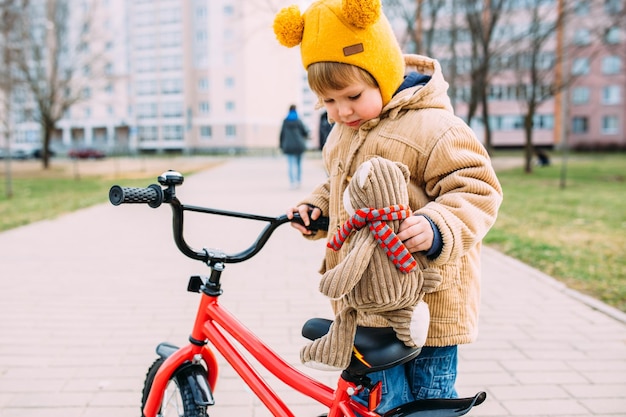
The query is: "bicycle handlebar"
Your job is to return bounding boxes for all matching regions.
[109,184,164,207]
[109,181,329,265]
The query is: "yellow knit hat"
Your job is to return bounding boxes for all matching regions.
[273,0,405,106]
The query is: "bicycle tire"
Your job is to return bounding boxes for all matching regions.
[141,357,209,417]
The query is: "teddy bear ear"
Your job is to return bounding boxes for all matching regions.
[273,5,305,48]
[394,161,411,183]
[342,0,381,29]
[355,159,373,187]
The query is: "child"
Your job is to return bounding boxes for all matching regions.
[273,0,503,412]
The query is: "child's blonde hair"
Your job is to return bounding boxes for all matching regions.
[307,62,378,98]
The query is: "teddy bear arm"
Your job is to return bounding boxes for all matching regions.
[320,236,377,299]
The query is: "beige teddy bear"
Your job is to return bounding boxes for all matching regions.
[301,157,442,370]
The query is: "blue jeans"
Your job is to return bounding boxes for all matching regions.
[286,153,302,186]
[355,346,458,413]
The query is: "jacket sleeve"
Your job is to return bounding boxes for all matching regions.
[415,123,503,266]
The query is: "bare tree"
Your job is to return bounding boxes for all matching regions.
[383,0,444,55]
[462,0,507,155]
[10,0,105,169]
[0,0,28,197]
[509,0,615,173]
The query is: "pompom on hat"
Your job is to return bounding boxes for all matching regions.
[273,0,405,106]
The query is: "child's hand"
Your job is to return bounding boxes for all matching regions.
[396,215,434,253]
[286,204,322,235]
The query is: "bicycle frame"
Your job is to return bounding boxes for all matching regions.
[142,283,379,417]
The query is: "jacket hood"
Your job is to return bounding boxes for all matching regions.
[386,54,453,116]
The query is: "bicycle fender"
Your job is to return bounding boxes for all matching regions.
[176,364,215,407]
[156,342,179,359]
[155,342,215,407]
[382,391,486,417]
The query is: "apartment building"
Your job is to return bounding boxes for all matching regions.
[6,0,314,155]
[390,0,625,149]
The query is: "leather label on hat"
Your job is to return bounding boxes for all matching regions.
[343,43,364,56]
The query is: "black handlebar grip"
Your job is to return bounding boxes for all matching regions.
[109,184,163,208]
[307,216,330,232]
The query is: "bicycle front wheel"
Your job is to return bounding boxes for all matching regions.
[141,358,209,417]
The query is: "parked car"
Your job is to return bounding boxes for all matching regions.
[32,148,56,159]
[68,148,106,159]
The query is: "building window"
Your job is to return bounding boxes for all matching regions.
[199,78,208,90]
[199,102,209,114]
[200,126,212,139]
[161,56,182,71]
[602,86,621,104]
[196,30,207,42]
[163,125,183,141]
[136,57,157,72]
[137,80,157,95]
[138,126,158,141]
[604,26,621,44]
[571,87,590,104]
[195,5,207,18]
[135,35,156,50]
[160,8,181,24]
[225,101,235,111]
[571,58,590,75]
[601,56,621,74]
[489,115,524,131]
[533,114,554,129]
[573,28,590,45]
[572,116,588,133]
[136,103,158,119]
[605,0,622,14]
[161,79,182,94]
[601,115,618,134]
[225,77,234,88]
[225,125,236,137]
[575,0,590,15]
[135,11,154,26]
[161,32,182,48]
[162,102,183,118]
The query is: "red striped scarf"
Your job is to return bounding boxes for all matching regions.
[327,205,417,273]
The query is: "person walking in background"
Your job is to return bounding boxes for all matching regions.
[274,0,502,413]
[279,104,309,189]
[318,110,332,150]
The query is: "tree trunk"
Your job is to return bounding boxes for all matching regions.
[41,123,52,169]
[481,79,493,155]
[524,113,534,173]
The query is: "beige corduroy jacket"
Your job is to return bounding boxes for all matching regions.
[300,54,503,347]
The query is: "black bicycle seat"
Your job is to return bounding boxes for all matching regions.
[302,318,421,376]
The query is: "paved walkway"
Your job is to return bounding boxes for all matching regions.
[0,156,624,417]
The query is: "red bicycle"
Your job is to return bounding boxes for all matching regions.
[109,170,486,417]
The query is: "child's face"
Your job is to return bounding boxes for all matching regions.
[320,80,383,130]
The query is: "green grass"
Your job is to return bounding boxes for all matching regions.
[0,157,222,232]
[0,174,157,232]
[485,152,626,312]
